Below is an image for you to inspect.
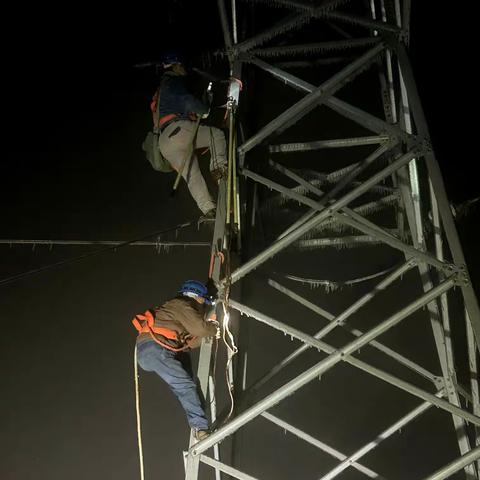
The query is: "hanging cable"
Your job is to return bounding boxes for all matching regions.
[209,335,220,407]
[221,301,238,421]
[134,344,145,480]
[0,220,196,288]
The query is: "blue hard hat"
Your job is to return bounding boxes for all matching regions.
[162,51,183,67]
[179,280,211,303]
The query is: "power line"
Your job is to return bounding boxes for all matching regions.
[0,239,209,248]
[0,220,196,288]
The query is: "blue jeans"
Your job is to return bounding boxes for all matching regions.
[137,341,209,430]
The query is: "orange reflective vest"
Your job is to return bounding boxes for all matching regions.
[132,310,194,352]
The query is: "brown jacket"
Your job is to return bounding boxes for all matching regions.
[136,297,217,349]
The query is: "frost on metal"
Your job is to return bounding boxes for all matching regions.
[252,37,379,58]
[283,266,396,291]
[293,230,399,251]
[262,184,398,218]
[241,0,352,14]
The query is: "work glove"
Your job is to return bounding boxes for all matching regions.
[206,317,221,340]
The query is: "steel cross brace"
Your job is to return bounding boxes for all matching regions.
[186,277,473,459]
[245,56,408,141]
[274,172,397,241]
[232,12,311,54]
[269,135,391,153]
[421,444,480,480]
[317,394,441,480]
[227,295,480,427]
[270,138,396,204]
[227,298,475,425]
[227,148,426,285]
[237,43,386,155]
[325,11,401,34]
[262,277,441,391]
[262,157,454,274]
[466,310,480,474]
[251,37,380,58]
[394,42,480,352]
[234,153,454,285]
[370,6,478,473]
[200,454,259,480]
[231,0,355,55]
[261,412,385,479]
[394,157,477,472]
[243,0,346,13]
[294,232,396,250]
[260,161,478,475]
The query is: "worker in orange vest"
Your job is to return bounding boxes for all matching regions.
[133,280,219,440]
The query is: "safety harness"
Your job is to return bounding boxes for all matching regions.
[132,309,195,352]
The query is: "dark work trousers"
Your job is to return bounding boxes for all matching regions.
[136,340,209,430]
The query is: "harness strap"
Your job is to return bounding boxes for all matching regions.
[132,311,179,340]
[132,310,197,352]
[150,81,179,131]
[159,113,179,127]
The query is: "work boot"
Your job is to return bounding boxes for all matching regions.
[194,429,210,441]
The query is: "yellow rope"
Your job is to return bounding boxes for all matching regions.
[134,344,145,480]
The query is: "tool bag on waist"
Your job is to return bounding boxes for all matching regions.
[141,132,174,173]
[132,310,192,351]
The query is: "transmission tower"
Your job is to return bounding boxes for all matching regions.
[184,1,480,479]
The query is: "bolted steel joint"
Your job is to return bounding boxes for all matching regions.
[452,269,470,287]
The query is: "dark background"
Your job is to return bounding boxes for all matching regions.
[1,2,478,479]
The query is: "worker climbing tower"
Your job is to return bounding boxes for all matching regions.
[185,1,480,479]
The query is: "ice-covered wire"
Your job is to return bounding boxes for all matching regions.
[280,266,397,292]
[0,220,196,288]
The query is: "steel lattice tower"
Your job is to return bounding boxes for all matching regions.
[184,1,480,479]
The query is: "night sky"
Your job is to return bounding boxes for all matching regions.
[1,2,478,480]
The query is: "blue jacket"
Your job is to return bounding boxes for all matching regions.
[157,71,208,120]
